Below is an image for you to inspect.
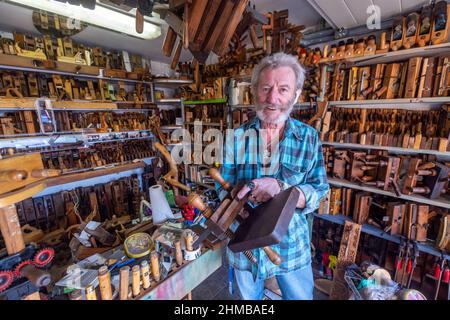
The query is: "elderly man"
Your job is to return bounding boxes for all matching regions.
[219,52,329,300]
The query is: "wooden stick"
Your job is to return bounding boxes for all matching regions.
[174,240,183,266]
[0,205,25,254]
[150,251,160,282]
[170,39,183,71]
[185,230,194,251]
[98,266,113,300]
[141,260,151,290]
[119,266,130,300]
[132,265,141,297]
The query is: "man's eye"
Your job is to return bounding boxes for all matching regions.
[280,88,288,93]
[262,87,270,92]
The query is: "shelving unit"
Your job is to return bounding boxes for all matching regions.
[313,213,450,260]
[327,177,450,209]
[0,130,154,148]
[320,43,450,67]
[0,57,153,85]
[326,97,448,111]
[322,142,450,158]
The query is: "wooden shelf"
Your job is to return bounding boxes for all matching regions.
[155,98,182,104]
[320,43,450,67]
[0,98,156,112]
[160,125,183,131]
[0,53,152,84]
[185,122,222,127]
[328,97,448,110]
[0,130,153,148]
[322,142,450,158]
[153,78,194,87]
[327,177,450,209]
[313,213,450,260]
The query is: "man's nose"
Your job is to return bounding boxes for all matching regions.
[267,88,280,104]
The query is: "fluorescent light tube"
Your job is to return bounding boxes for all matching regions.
[7,0,161,40]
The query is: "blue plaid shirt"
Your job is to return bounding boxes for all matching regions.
[219,116,329,280]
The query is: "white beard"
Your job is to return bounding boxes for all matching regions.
[255,96,296,125]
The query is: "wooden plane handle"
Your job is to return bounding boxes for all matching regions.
[6,88,24,98]
[31,169,61,178]
[0,170,28,182]
[249,24,259,49]
[163,26,177,57]
[187,192,206,211]
[263,246,281,265]
[135,8,144,34]
[170,39,183,70]
[208,168,231,191]
[119,266,130,300]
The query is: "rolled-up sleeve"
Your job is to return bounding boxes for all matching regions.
[296,132,329,214]
[217,135,237,199]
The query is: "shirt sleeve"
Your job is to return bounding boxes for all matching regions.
[217,134,237,199]
[295,132,330,215]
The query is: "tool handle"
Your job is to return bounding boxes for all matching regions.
[208,168,231,191]
[263,246,281,266]
[31,169,61,178]
[119,266,130,300]
[0,169,27,182]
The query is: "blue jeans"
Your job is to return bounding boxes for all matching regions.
[234,264,314,300]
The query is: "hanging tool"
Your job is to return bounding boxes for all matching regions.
[394,239,406,281]
[406,242,419,288]
[434,256,446,300]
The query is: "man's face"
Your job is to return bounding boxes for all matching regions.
[255,66,298,124]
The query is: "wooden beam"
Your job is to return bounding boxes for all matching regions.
[213,0,249,56]
[188,0,209,41]
[162,26,178,57]
[191,0,222,52]
[0,205,25,254]
[203,1,235,52]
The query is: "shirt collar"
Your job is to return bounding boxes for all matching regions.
[248,116,303,141]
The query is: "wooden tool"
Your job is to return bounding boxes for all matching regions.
[174,240,183,266]
[207,168,290,265]
[403,12,420,49]
[150,251,160,282]
[119,266,130,300]
[377,32,389,53]
[154,142,190,195]
[98,266,113,300]
[131,265,141,297]
[141,260,151,290]
[184,230,194,251]
[431,1,450,45]
[417,4,433,47]
[390,17,405,51]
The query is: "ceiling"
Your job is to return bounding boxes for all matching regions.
[307,0,430,29]
[0,0,325,64]
[0,0,433,64]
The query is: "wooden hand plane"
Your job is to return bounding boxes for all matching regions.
[192,168,300,266]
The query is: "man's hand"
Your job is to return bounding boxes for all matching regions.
[237,178,281,203]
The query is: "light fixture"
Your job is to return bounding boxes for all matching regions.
[7,0,162,40]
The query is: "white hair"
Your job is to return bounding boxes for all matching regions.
[251,52,306,94]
